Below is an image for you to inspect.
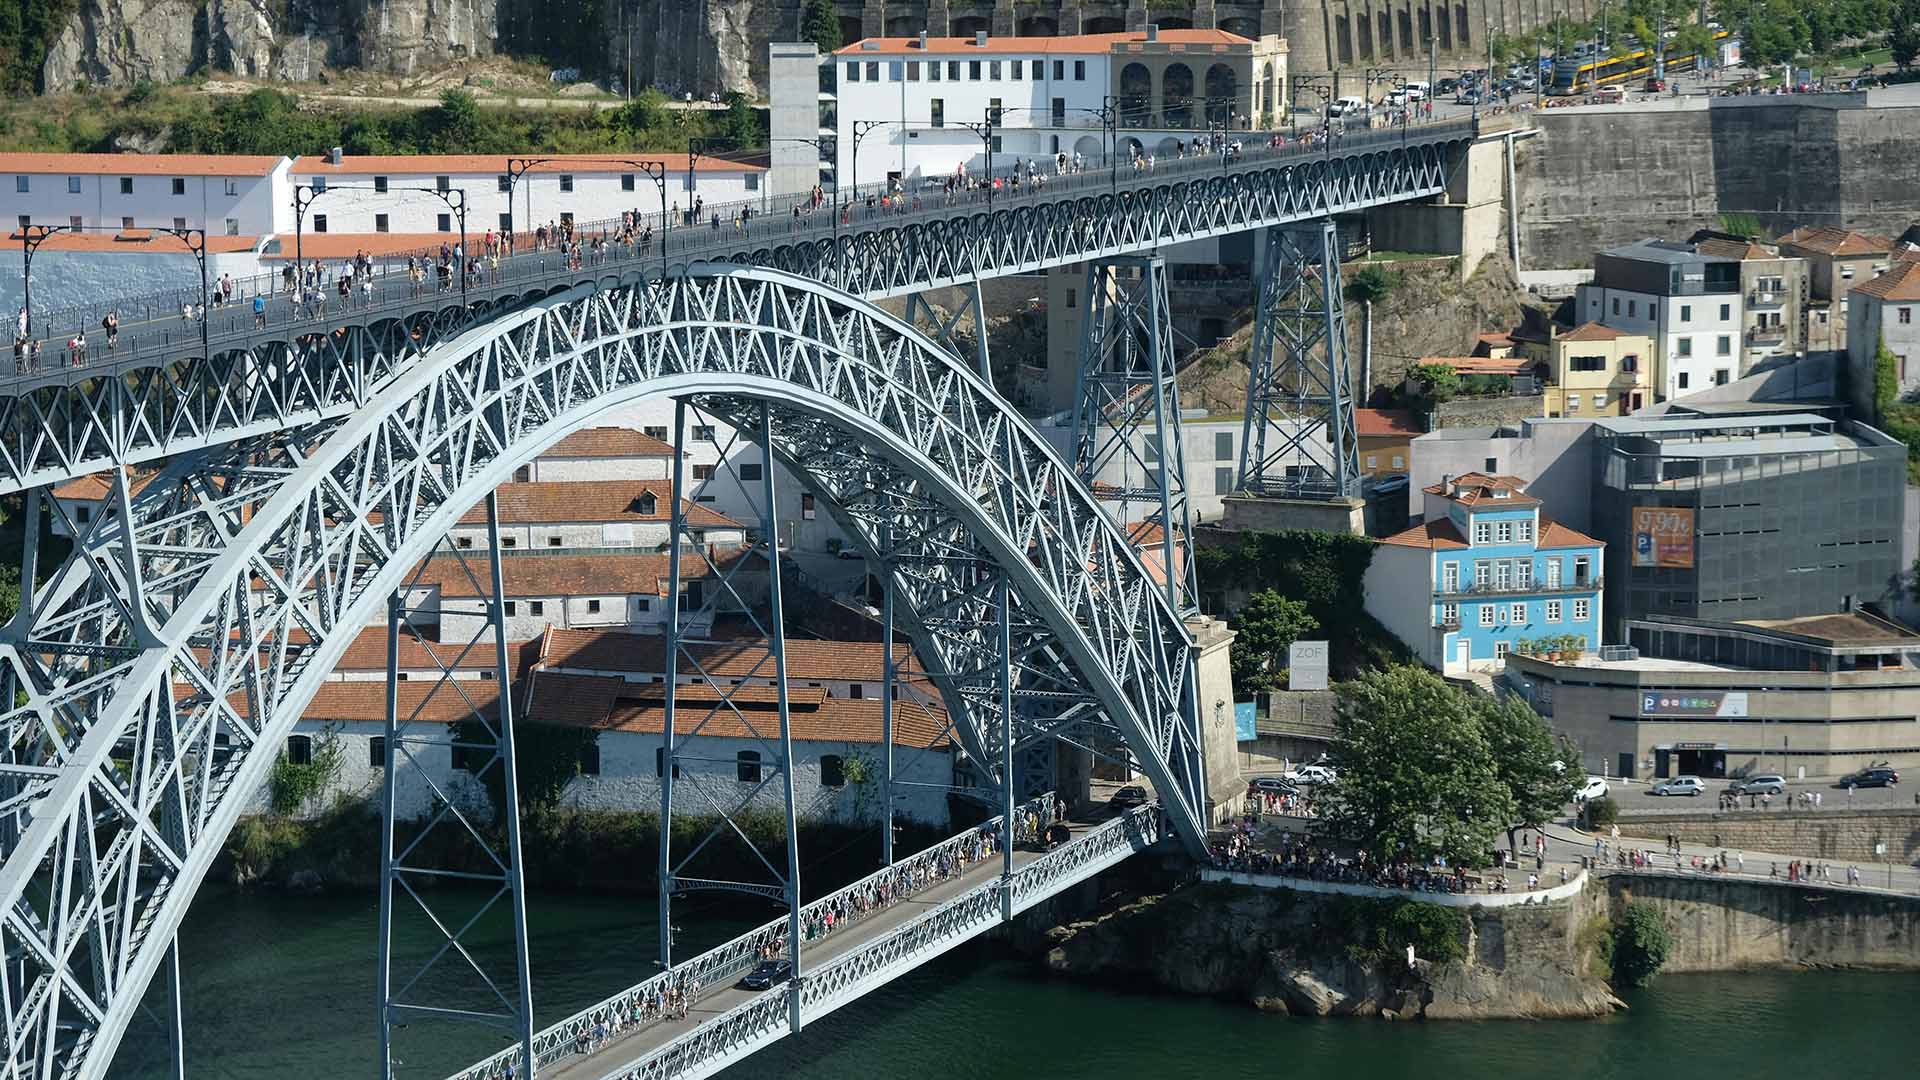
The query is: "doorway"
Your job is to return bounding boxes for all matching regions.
[1674,748,1727,778]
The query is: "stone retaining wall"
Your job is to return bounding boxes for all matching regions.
[1624,809,1920,867]
[1606,873,1920,972]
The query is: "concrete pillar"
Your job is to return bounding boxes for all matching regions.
[1127,2,1150,31]
[1190,616,1244,826]
[927,0,951,35]
[1059,1,1083,34]
[993,0,1016,35]
[1195,0,1219,29]
[862,0,884,38]
[768,42,824,199]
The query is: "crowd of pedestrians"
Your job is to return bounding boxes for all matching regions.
[1210,827,1537,895]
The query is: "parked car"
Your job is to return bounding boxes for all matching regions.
[1576,776,1610,801]
[1454,89,1482,106]
[1404,80,1430,101]
[1518,74,1537,90]
[1437,77,1459,95]
[1287,764,1338,786]
[834,547,862,560]
[1838,766,1900,788]
[1594,85,1627,104]
[738,959,792,990]
[1650,776,1705,796]
[1727,774,1786,796]
[1330,95,1367,116]
[1109,785,1150,809]
[1248,776,1299,796]
[1644,76,1667,92]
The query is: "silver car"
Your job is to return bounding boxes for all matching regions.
[1650,776,1705,796]
[1728,773,1786,796]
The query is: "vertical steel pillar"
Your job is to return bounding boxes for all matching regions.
[1070,254,1199,615]
[485,491,539,1077]
[998,575,1015,920]
[1237,221,1362,501]
[754,405,805,1035]
[880,574,896,867]
[376,494,536,1077]
[163,939,185,1080]
[657,399,688,971]
[905,277,992,382]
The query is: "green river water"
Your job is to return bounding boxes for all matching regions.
[109,889,1913,1080]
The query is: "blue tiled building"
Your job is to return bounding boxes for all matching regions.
[1364,473,1606,675]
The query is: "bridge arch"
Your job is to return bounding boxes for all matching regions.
[0,266,1208,1078]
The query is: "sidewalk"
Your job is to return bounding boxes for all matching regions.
[1543,823,1920,896]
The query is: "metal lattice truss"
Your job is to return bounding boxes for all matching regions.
[1238,221,1363,500]
[1071,255,1200,616]
[0,266,1204,1079]
[0,131,1467,499]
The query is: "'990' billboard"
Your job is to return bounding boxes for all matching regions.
[1632,507,1694,569]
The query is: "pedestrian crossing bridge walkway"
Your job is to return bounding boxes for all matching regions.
[450,800,1162,1080]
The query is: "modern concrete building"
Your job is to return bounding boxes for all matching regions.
[1591,411,1905,634]
[1506,611,1920,780]
[1366,473,1604,675]
[1844,261,1920,407]
[1575,239,1746,402]
[817,28,1287,192]
[1542,322,1653,418]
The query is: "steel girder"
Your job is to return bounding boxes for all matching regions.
[0,266,1204,1079]
[0,134,1467,499]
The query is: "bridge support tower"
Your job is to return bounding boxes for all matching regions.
[377,490,537,1079]
[1234,221,1363,526]
[1070,254,1199,616]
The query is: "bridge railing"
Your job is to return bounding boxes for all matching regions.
[8,118,1475,387]
[445,793,1057,1080]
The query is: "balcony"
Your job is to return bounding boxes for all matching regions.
[1748,289,1785,310]
[1434,577,1601,599]
[1747,325,1788,346]
[1434,617,1462,630]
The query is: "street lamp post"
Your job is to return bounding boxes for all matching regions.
[505,157,670,273]
[19,223,76,344]
[293,182,469,301]
[847,119,891,206]
[958,116,998,218]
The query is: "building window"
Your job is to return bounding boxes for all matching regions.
[820,754,846,787]
[1214,431,1233,461]
[1628,300,1638,317]
[587,598,601,613]
[285,734,313,766]
[504,601,517,615]
[1494,521,1512,543]
[120,216,134,229]
[375,213,390,232]
[1545,600,1562,622]
[1679,304,1690,322]
[929,60,942,81]
[1677,338,1692,357]
[1365,455,1378,470]
[1572,598,1590,621]
[1677,372,1690,389]
[1570,354,1606,372]
[1611,297,1620,315]
[740,462,763,481]
[1621,354,1639,372]
[1515,519,1533,542]
[737,750,762,782]
[1510,602,1526,623]
[169,177,184,195]
[369,736,387,767]
[1494,641,1510,659]
[1716,335,1731,356]
[693,425,716,441]
[1592,393,1607,408]
[801,493,817,520]
[1715,369,1731,385]
[930,99,944,127]
[171,216,186,230]
[1473,522,1492,544]
[1054,59,1065,79]
[560,174,574,192]
[497,174,511,192]
[968,60,981,80]
[578,739,601,776]
[455,536,474,549]
[225,218,240,235]
[437,213,451,232]
[906,60,920,81]
[657,747,681,778]
[1074,60,1086,80]
[846,61,860,82]
[1441,602,1459,625]
[528,600,545,616]
[1478,606,1495,627]
[621,173,636,191]
[1903,308,1913,325]
[368,174,386,194]
[436,175,450,192]
[313,214,327,233]
[499,212,512,230]
[548,536,562,547]
[867,61,880,81]
[1573,556,1592,584]
[311,176,325,193]
[1031,59,1043,79]
[67,176,80,193]
[1215,466,1234,493]
[1719,303,1731,320]
[949,61,961,80]
[1442,563,1459,591]
[691,464,715,481]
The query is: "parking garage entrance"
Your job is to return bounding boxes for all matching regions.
[1654,743,1728,779]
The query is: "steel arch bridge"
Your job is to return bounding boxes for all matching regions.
[0,266,1206,1078]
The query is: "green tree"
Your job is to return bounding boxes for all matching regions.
[804,0,843,53]
[1474,693,1580,852]
[1312,666,1516,868]
[1229,590,1320,694]
[1409,362,1461,404]
[1894,0,1920,70]
[1609,902,1673,987]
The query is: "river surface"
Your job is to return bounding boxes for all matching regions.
[111,888,1914,1080]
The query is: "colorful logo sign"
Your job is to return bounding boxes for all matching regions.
[1640,691,1748,718]
[1631,506,1695,569]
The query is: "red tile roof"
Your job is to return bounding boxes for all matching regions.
[302,679,503,723]
[1421,472,1541,508]
[1557,321,1630,342]
[836,29,1252,55]
[1692,237,1773,260]
[1538,521,1605,550]
[1416,355,1534,377]
[1378,518,1469,550]
[541,426,675,458]
[50,467,159,501]
[403,548,759,598]
[538,626,927,683]
[1852,261,1920,303]
[455,480,739,529]
[0,153,284,177]
[1354,408,1420,437]
[3,230,260,254]
[523,669,952,748]
[1778,226,1892,257]
[290,153,759,176]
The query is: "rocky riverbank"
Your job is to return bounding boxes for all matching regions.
[1024,879,1623,1020]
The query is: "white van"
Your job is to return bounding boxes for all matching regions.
[1330,95,1366,116]
[1404,80,1430,101]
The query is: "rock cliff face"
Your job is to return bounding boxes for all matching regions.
[1036,882,1623,1020]
[601,0,783,101]
[42,0,504,93]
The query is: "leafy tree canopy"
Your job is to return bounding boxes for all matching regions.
[1229,590,1319,694]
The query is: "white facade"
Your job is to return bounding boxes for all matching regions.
[1574,285,1743,400]
[286,154,765,238]
[1845,267,1920,399]
[2,153,291,237]
[1035,414,1309,523]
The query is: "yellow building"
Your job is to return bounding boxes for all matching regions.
[1544,322,1654,418]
